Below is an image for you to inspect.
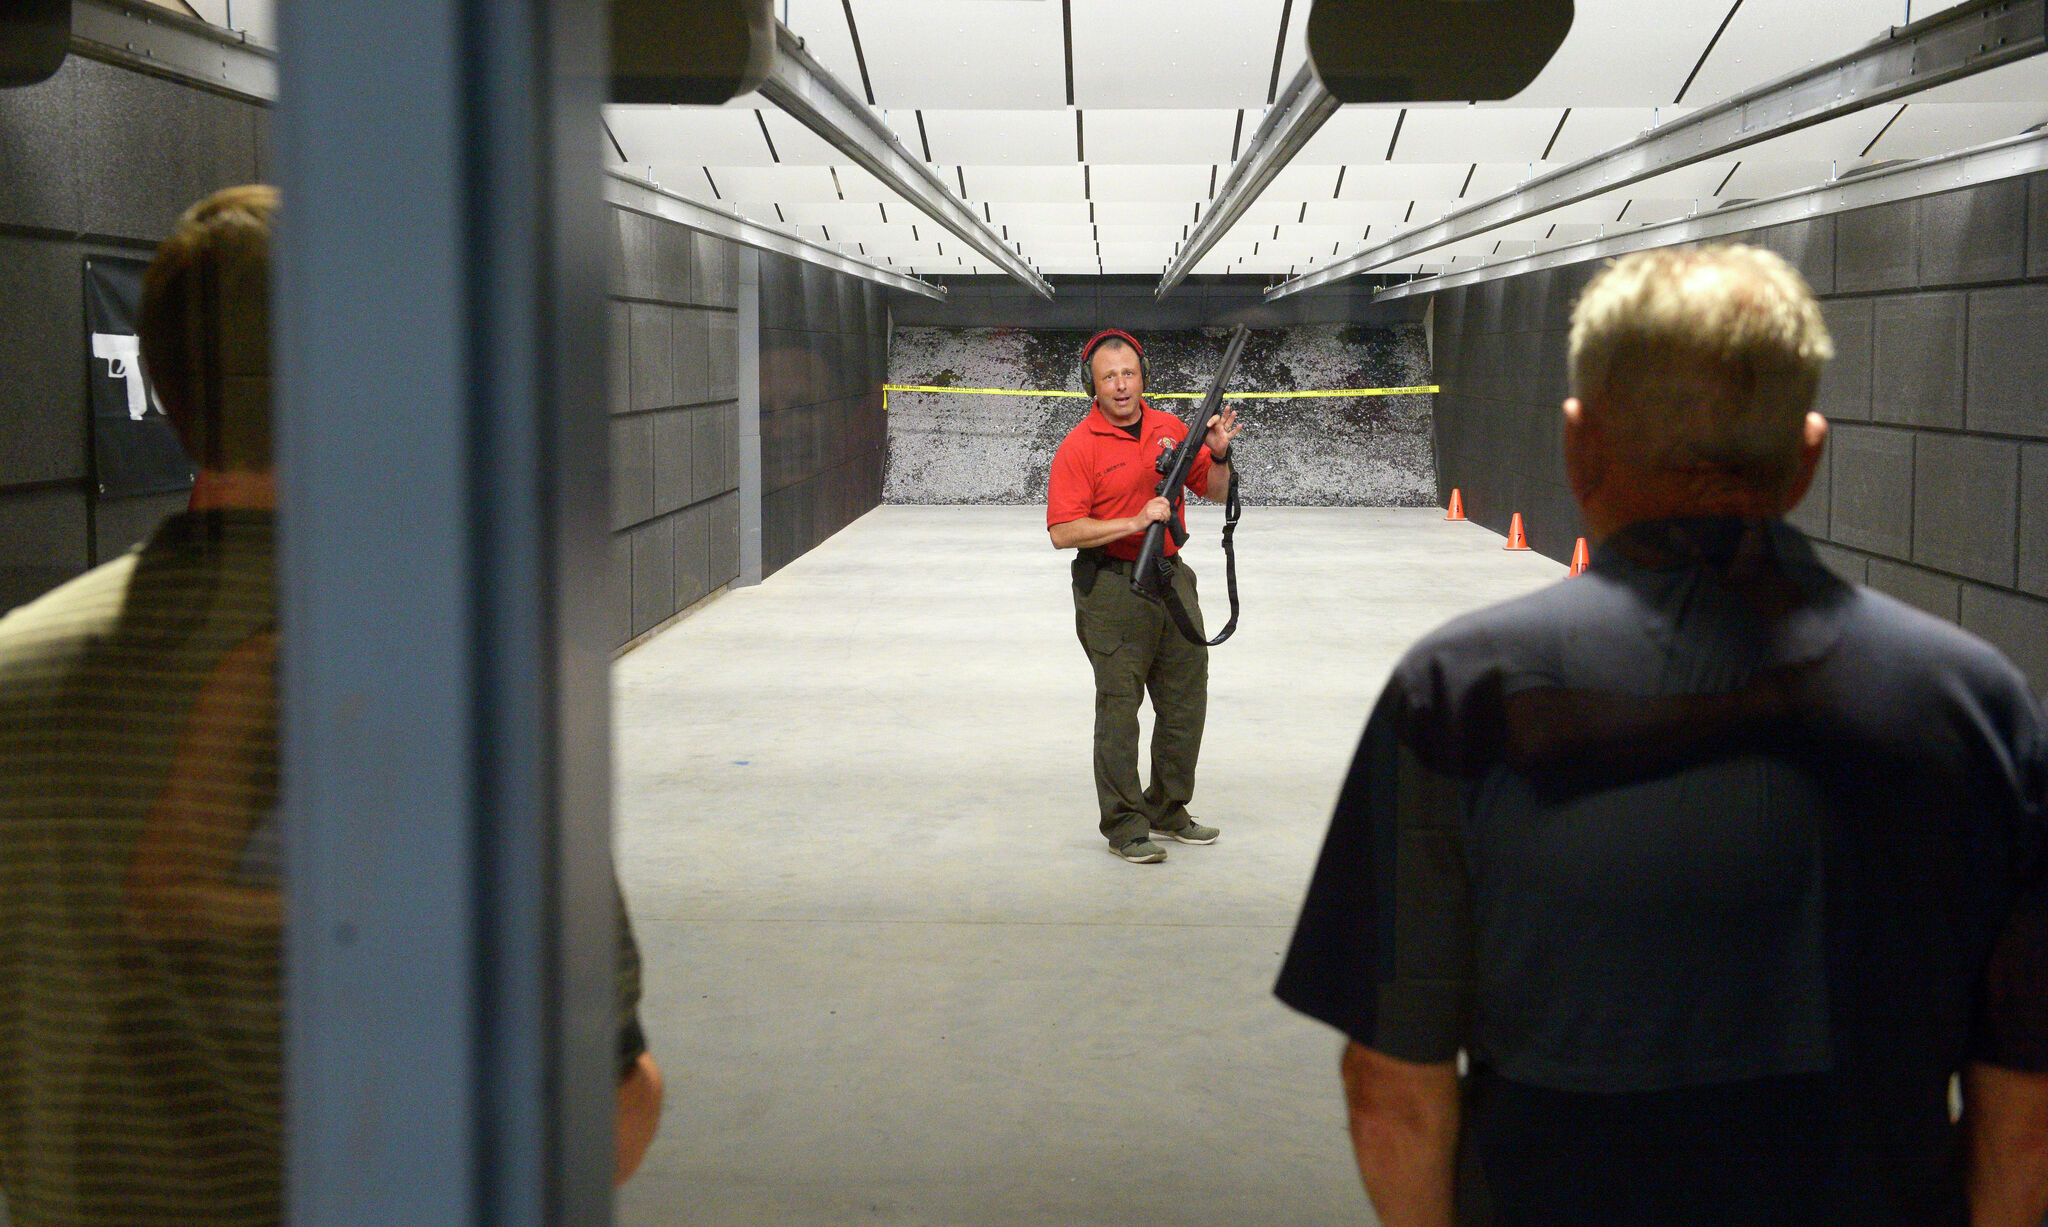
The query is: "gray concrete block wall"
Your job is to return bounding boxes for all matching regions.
[758,252,889,578]
[607,207,742,648]
[1427,173,2048,691]
[0,54,267,613]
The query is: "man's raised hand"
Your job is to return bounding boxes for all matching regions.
[1205,404,1243,457]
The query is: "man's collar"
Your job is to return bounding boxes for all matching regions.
[1084,398,1152,435]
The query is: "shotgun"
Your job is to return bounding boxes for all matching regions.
[1130,324,1249,646]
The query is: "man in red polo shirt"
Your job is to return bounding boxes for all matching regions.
[1047,330,1243,863]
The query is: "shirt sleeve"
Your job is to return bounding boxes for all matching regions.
[1274,674,1476,1063]
[1975,692,2048,1071]
[615,876,649,1079]
[1047,436,1094,529]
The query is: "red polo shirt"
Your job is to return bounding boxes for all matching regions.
[1047,398,1215,560]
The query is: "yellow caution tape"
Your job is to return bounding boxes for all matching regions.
[880,384,1439,399]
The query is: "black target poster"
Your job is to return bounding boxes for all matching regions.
[84,256,195,498]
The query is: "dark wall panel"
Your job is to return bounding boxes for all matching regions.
[0,56,84,232]
[605,206,743,650]
[757,252,889,578]
[1814,299,1872,422]
[75,60,261,241]
[0,237,85,486]
[1427,171,2048,688]
[1870,293,1966,429]
[1918,179,2027,288]
[0,486,90,613]
[1868,557,1962,622]
[1962,583,2048,689]
[1828,425,1916,557]
[1966,284,2048,438]
[2023,444,2048,599]
[0,53,270,613]
[1835,201,1917,294]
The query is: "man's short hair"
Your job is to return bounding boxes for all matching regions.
[1568,244,1832,491]
[139,184,277,471]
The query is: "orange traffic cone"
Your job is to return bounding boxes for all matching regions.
[1503,513,1532,551]
[1568,536,1589,576]
[1444,488,1466,521]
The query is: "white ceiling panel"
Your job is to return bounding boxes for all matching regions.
[1069,0,1287,107]
[924,111,1076,165]
[713,165,844,202]
[1264,162,1345,200]
[1541,108,1665,162]
[757,108,875,165]
[1004,225,1095,244]
[1625,160,1744,200]
[1237,198,1308,226]
[776,201,896,226]
[1463,163,1543,200]
[851,0,1066,108]
[1084,109,1239,164]
[1715,160,1835,199]
[1297,108,1405,164]
[823,164,914,206]
[1095,201,1202,227]
[1868,103,2048,161]
[1086,164,1214,202]
[1716,106,1897,167]
[1392,108,1565,164]
[987,201,1093,226]
[1303,200,1413,228]
[965,165,1089,202]
[1509,0,1736,106]
[1681,0,1919,110]
[779,0,869,100]
[1338,163,1471,201]
[606,106,775,167]
[1618,198,1704,224]
[643,160,733,203]
[823,223,923,245]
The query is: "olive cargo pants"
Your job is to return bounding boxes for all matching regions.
[1071,555,1207,848]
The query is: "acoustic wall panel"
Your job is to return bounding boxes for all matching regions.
[1870,293,1966,430]
[1965,284,2048,439]
[1918,179,2028,288]
[1912,434,2019,587]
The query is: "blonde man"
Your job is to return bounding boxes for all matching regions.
[1277,245,2048,1226]
[0,186,661,1225]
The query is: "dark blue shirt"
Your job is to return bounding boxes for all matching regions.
[1276,517,2048,1225]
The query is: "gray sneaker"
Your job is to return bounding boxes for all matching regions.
[1109,838,1168,863]
[1150,819,1219,845]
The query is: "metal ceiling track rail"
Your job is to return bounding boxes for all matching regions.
[1269,0,2047,301]
[69,0,277,103]
[758,23,1054,299]
[1368,127,2048,302]
[1154,61,1340,298]
[604,172,946,300]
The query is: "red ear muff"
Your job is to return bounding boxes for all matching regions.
[1080,329,1147,396]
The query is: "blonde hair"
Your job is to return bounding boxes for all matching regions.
[138,184,277,471]
[1567,244,1832,491]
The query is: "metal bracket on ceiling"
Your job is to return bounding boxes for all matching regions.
[756,22,1054,300]
[1154,61,1340,299]
[1364,127,2048,303]
[605,172,945,300]
[1269,0,2048,301]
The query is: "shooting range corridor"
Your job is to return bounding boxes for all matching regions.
[612,505,1561,1227]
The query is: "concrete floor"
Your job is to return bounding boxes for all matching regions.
[613,505,1563,1227]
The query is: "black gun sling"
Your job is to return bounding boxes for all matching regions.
[1137,465,1241,649]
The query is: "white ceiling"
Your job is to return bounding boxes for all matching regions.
[585,0,2048,280]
